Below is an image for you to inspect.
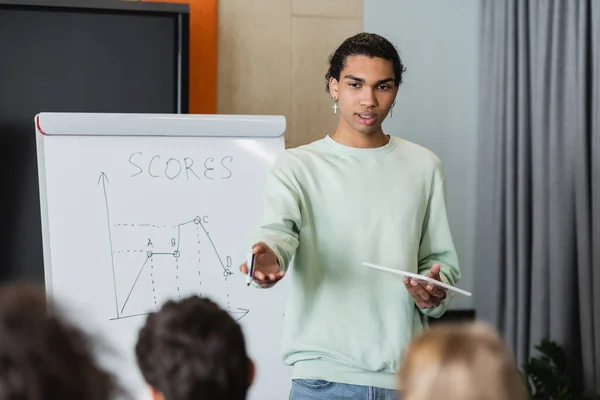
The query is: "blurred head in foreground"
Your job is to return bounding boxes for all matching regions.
[398,321,528,400]
[0,284,120,400]
[135,295,254,400]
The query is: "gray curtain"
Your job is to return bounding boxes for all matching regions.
[475,0,600,393]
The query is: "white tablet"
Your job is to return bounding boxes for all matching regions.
[362,262,472,297]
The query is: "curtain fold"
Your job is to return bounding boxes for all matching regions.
[476,0,600,392]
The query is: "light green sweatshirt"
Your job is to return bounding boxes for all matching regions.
[253,135,461,390]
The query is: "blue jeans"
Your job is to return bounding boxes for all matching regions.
[289,379,398,400]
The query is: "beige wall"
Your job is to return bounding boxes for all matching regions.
[217,0,363,148]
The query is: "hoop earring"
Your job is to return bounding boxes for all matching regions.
[333,98,338,114]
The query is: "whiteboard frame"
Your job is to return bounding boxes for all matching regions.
[35,112,286,305]
[35,122,54,301]
[35,113,286,137]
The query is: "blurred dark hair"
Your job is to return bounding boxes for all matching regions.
[135,295,250,400]
[325,32,406,92]
[0,284,120,400]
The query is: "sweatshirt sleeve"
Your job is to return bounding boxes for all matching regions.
[417,163,461,318]
[252,157,302,272]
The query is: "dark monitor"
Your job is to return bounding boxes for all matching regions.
[0,0,190,282]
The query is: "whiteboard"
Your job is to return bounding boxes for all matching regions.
[35,113,291,399]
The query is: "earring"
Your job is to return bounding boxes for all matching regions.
[390,100,396,118]
[333,98,338,114]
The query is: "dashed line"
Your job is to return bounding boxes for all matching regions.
[176,258,180,299]
[113,250,146,253]
[113,223,177,228]
[197,227,202,289]
[151,258,157,310]
[225,276,231,312]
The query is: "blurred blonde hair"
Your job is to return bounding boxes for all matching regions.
[398,322,528,400]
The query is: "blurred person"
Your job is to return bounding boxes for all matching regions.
[398,321,528,400]
[0,284,122,400]
[135,295,254,400]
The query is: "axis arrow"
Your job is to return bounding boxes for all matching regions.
[99,172,119,319]
[230,308,250,322]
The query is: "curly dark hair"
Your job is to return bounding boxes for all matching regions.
[0,284,121,400]
[325,32,406,92]
[135,295,250,400]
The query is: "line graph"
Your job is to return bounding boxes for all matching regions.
[98,172,249,322]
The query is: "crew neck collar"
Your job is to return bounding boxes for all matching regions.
[323,134,398,155]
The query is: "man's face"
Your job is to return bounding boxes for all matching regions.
[329,55,398,136]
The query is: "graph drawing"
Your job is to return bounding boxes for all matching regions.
[98,172,249,322]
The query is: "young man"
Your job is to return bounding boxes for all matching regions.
[135,295,255,400]
[240,32,461,399]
